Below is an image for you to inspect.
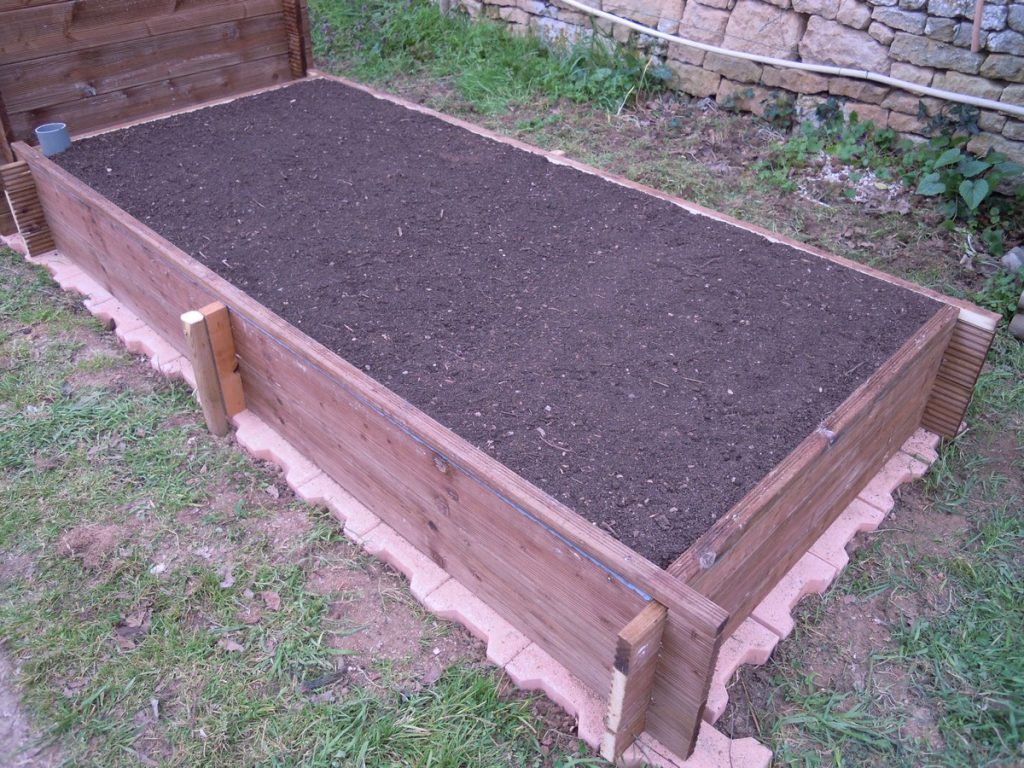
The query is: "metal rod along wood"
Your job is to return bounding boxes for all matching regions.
[601,601,668,762]
[182,309,231,436]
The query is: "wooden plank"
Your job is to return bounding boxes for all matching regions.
[0,87,13,162]
[921,318,995,438]
[8,56,293,141]
[0,164,15,235]
[601,602,667,762]
[297,0,313,72]
[1,159,53,254]
[669,307,957,638]
[182,309,230,436]
[0,14,289,115]
[0,1,69,10]
[18,140,727,758]
[282,0,306,78]
[0,0,284,66]
[201,301,246,417]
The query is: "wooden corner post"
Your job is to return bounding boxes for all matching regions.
[0,160,53,250]
[283,0,313,78]
[601,601,669,762]
[181,302,246,436]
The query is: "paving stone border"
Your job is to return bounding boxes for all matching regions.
[7,230,944,767]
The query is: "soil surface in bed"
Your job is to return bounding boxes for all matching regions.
[58,78,941,566]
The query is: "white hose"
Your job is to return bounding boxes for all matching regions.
[555,0,1024,119]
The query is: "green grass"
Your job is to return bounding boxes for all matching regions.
[309,0,670,113]
[758,328,1024,767]
[0,248,600,767]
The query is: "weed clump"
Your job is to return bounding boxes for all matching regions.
[309,0,672,113]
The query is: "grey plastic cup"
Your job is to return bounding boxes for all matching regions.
[35,123,71,156]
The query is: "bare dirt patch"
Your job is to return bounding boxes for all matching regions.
[56,524,126,569]
[0,652,61,768]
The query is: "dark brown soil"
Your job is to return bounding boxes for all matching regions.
[57,78,940,566]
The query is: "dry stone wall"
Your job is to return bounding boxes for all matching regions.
[458,0,1024,160]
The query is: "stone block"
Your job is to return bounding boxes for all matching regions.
[981,53,1024,81]
[890,31,985,73]
[924,15,957,41]
[887,109,930,133]
[498,6,530,23]
[890,60,935,84]
[837,0,873,29]
[604,0,665,26]
[1004,120,1024,141]
[828,76,891,102]
[667,60,723,96]
[723,0,806,57]
[842,100,891,126]
[927,0,972,18]
[793,0,839,18]
[980,4,1008,30]
[705,50,764,82]
[1011,4,1024,32]
[1002,84,1024,105]
[801,16,892,70]
[679,0,731,44]
[977,110,1008,133]
[871,6,926,32]
[881,91,941,114]
[694,0,736,9]
[716,78,774,115]
[761,65,830,92]
[953,21,984,48]
[898,0,926,9]
[668,40,707,64]
[988,29,1024,55]
[932,70,1005,100]
[868,20,896,43]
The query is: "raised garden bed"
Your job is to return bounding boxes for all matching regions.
[57,78,944,567]
[1,71,998,761]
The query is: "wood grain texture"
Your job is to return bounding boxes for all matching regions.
[0,88,13,163]
[669,307,957,638]
[0,14,289,115]
[602,602,667,762]
[201,301,246,417]
[18,140,727,759]
[1,159,53,254]
[0,0,284,66]
[0,161,14,235]
[920,318,996,438]
[182,309,230,436]
[8,57,293,141]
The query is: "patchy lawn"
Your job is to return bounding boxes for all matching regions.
[0,249,597,767]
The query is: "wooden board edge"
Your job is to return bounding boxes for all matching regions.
[14,136,726,636]
[307,70,1000,332]
[667,305,959,584]
[62,74,311,144]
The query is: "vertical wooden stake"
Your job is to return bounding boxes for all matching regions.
[182,309,230,436]
[601,601,669,762]
[200,302,246,416]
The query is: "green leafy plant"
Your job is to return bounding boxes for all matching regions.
[973,267,1024,322]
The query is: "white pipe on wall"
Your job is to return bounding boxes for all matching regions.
[555,0,1024,120]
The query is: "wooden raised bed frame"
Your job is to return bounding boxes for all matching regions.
[0,4,999,760]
